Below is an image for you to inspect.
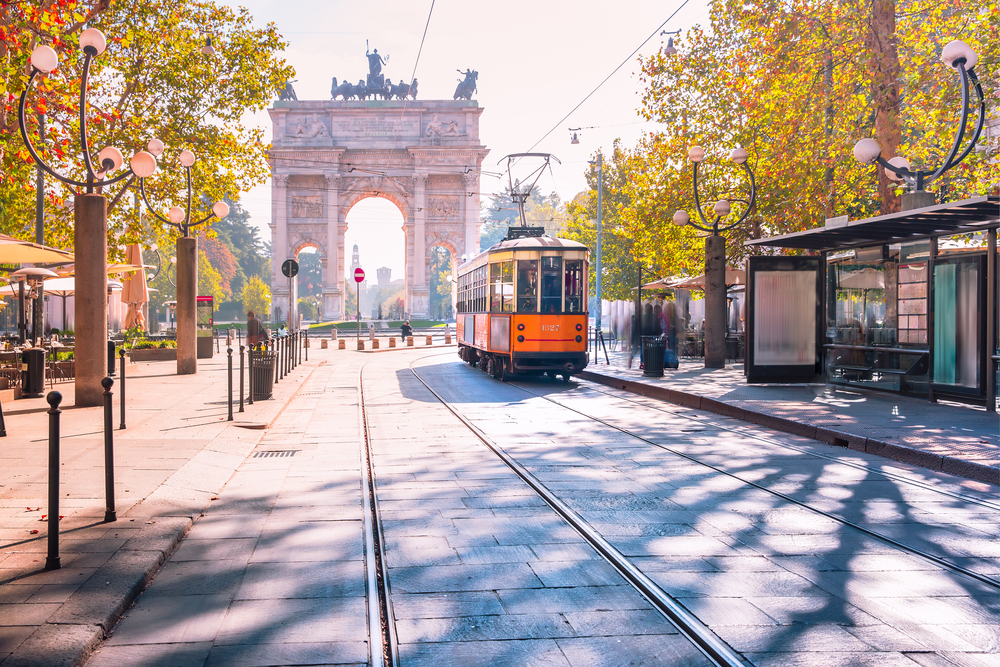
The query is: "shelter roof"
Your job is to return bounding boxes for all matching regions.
[746,195,999,252]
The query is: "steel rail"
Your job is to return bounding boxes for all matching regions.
[501,378,1000,591]
[357,364,399,667]
[568,379,1000,514]
[408,359,750,667]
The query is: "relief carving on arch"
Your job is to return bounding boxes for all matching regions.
[291,196,324,218]
[427,195,459,219]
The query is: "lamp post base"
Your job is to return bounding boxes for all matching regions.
[176,237,198,375]
[74,194,108,406]
[704,235,727,369]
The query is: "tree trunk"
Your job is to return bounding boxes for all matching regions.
[866,0,902,214]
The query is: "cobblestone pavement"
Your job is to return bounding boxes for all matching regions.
[71,348,1000,666]
[583,352,1000,481]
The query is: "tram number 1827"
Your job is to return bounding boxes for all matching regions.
[455,231,589,382]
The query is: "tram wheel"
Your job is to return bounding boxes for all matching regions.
[484,356,494,376]
[496,358,507,382]
[560,373,571,383]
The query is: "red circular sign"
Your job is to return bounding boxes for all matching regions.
[354,267,365,283]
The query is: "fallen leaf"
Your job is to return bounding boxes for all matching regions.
[29,530,38,534]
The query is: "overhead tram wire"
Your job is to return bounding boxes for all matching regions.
[524,0,691,153]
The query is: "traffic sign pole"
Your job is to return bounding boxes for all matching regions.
[354,267,365,344]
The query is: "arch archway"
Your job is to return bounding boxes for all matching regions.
[267,99,488,321]
[344,196,407,319]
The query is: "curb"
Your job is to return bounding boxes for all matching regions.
[579,370,1000,487]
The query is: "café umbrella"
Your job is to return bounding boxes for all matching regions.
[120,244,149,330]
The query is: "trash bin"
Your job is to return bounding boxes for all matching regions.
[250,348,277,400]
[641,336,665,378]
[22,347,45,396]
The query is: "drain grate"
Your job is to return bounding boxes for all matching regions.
[252,450,299,458]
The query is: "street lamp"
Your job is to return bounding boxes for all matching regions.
[672,145,757,369]
[136,144,229,374]
[852,39,984,210]
[660,29,680,56]
[18,29,150,406]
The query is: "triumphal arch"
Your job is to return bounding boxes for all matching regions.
[267,99,488,321]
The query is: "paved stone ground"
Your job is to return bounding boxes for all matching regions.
[582,352,1000,482]
[416,353,1000,666]
[85,356,367,667]
[0,347,322,667]
[363,353,710,666]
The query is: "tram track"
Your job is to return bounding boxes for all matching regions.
[404,358,750,667]
[358,363,399,667]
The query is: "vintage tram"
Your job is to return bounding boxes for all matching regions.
[456,227,589,381]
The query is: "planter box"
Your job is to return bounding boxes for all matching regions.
[132,348,178,362]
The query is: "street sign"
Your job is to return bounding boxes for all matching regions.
[354,267,365,283]
[281,259,299,278]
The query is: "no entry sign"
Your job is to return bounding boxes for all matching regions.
[354,267,365,283]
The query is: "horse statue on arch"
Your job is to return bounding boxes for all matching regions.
[453,70,477,101]
[390,78,419,100]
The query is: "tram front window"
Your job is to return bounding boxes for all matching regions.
[517,260,538,313]
[490,261,513,312]
[565,260,583,313]
[541,257,562,313]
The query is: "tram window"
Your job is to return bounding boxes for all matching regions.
[490,261,513,312]
[565,260,584,313]
[541,256,563,313]
[517,260,538,313]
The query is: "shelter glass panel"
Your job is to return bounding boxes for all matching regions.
[933,258,980,389]
[517,260,538,313]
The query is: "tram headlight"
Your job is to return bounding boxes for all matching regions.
[575,335,583,343]
[517,335,525,343]
[575,323,583,331]
[517,323,525,331]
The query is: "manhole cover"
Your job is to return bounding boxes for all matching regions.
[252,450,299,458]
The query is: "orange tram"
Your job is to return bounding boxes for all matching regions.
[456,228,589,381]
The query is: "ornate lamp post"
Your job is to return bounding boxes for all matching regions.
[852,40,985,211]
[19,29,148,406]
[133,143,229,374]
[672,146,757,369]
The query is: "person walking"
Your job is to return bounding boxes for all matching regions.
[246,310,267,349]
[400,320,413,341]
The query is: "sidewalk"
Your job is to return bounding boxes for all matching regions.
[581,351,1000,487]
[0,347,327,667]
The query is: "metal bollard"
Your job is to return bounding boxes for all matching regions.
[274,337,280,383]
[227,346,233,421]
[45,391,62,571]
[119,348,126,430]
[248,346,255,405]
[102,377,117,522]
[239,345,245,412]
[305,330,308,362]
[107,340,116,376]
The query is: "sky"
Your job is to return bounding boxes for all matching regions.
[227,0,711,279]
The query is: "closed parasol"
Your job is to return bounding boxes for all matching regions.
[121,244,149,330]
[670,266,746,289]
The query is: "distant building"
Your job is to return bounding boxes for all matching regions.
[377,266,391,288]
[348,244,373,316]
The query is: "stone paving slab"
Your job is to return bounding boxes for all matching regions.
[0,348,325,667]
[581,354,1000,486]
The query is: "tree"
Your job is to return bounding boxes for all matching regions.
[240,275,270,319]
[1,0,293,255]
[585,0,1000,288]
[198,250,227,306]
[211,197,270,288]
[296,250,322,298]
[480,186,567,249]
[428,246,452,319]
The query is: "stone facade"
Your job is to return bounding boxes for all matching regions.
[268,100,488,320]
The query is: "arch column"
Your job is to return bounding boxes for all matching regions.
[464,171,480,257]
[323,173,343,319]
[272,174,290,322]
[410,173,429,318]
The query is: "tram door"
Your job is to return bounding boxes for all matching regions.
[746,256,823,383]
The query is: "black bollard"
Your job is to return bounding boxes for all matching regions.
[298,330,303,365]
[45,391,62,571]
[273,337,280,384]
[0,391,7,437]
[305,329,308,362]
[102,377,117,522]
[247,345,255,405]
[239,345,245,413]
[107,340,116,376]
[227,346,233,421]
[118,348,126,430]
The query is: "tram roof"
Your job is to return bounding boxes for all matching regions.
[486,236,589,253]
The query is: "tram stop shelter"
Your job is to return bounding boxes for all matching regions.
[743,195,998,411]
